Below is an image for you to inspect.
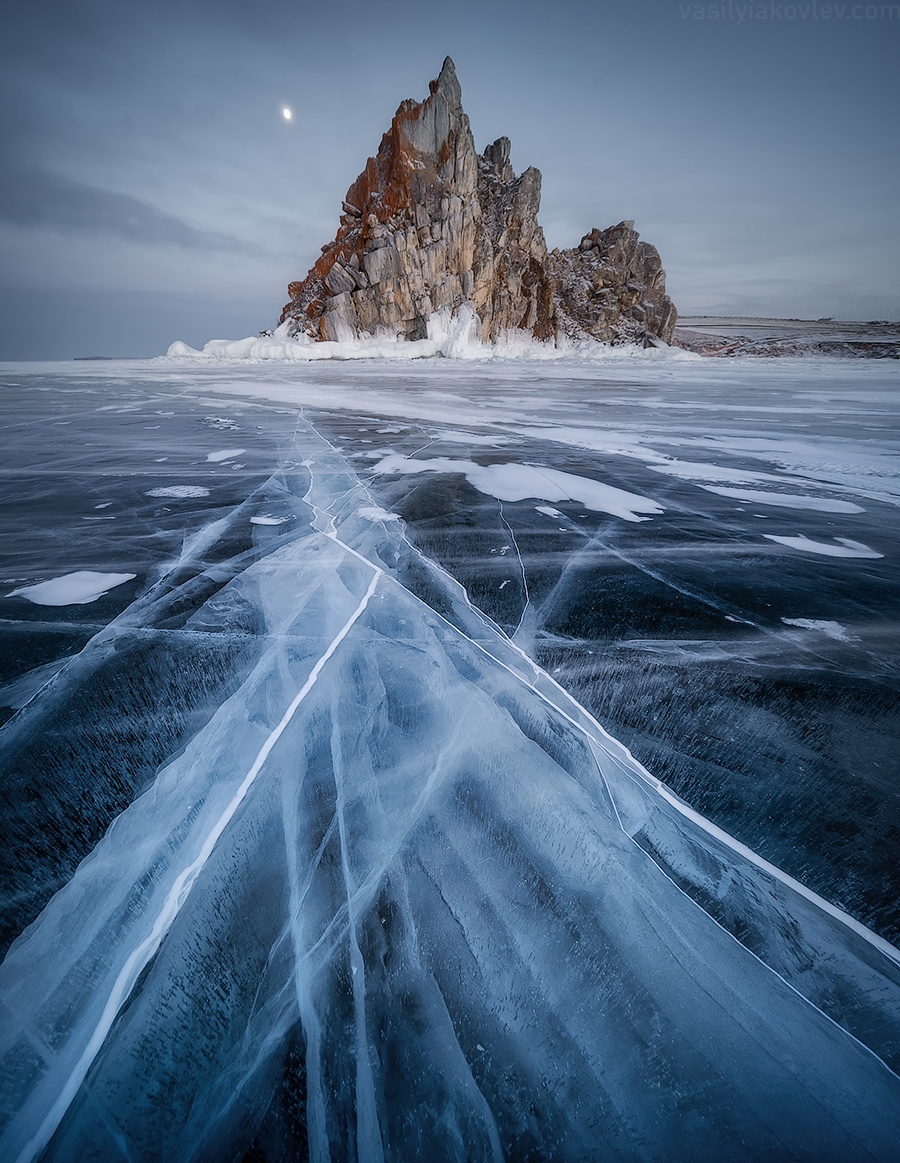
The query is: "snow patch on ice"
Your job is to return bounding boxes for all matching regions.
[782,618,858,642]
[7,571,136,606]
[206,449,246,463]
[764,534,883,559]
[357,505,401,522]
[509,432,829,495]
[356,448,397,460]
[203,416,240,431]
[535,505,563,518]
[249,516,289,526]
[699,485,864,513]
[372,455,663,522]
[648,458,802,487]
[687,433,900,507]
[146,486,210,499]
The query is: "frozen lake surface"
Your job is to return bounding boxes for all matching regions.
[0,355,898,1159]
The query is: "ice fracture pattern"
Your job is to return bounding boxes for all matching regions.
[0,363,899,1161]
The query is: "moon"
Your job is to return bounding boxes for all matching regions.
[282,107,292,122]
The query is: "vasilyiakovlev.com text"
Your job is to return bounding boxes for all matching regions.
[680,1,898,19]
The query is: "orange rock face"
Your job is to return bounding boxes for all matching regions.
[279,58,676,347]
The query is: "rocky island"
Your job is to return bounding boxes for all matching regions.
[279,58,677,349]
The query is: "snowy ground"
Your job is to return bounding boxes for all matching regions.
[0,353,898,1159]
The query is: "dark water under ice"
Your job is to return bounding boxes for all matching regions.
[0,357,898,1160]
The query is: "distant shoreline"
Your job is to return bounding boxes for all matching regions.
[674,316,900,358]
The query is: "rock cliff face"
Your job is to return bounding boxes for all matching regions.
[550,223,677,344]
[279,58,676,347]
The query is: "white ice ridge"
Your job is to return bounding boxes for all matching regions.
[371,454,663,522]
[0,420,898,1162]
[6,571,136,606]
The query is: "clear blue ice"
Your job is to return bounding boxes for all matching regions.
[0,362,898,1160]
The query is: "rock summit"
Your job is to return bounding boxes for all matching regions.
[279,58,677,348]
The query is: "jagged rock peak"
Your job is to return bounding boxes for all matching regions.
[280,60,676,347]
[430,55,462,107]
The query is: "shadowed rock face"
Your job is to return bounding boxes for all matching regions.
[550,223,678,345]
[280,58,676,347]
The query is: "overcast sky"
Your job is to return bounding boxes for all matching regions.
[1,0,897,358]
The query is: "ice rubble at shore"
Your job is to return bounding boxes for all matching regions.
[0,415,898,1162]
[165,307,697,364]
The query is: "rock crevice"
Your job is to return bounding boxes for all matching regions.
[280,58,676,347]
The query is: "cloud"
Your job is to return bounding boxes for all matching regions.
[0,163,252,252]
